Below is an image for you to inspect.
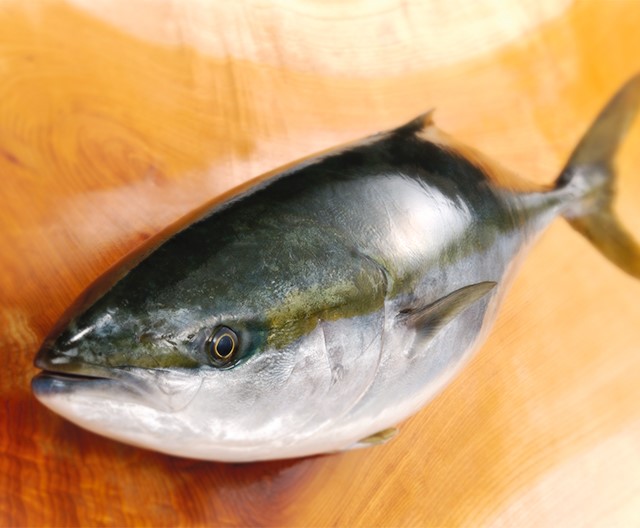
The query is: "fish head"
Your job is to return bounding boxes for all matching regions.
[33,224,388,461]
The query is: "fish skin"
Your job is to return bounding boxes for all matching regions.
[32,76,640,461]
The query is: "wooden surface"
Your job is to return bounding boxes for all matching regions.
[1,0,640,525]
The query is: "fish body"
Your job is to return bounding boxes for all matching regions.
[33,77,640,461]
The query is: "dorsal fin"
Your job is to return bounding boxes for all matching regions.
[402,108,436,133]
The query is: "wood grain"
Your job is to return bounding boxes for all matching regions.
[1,0,640,525]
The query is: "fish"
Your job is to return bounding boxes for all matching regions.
[33,75,640,462]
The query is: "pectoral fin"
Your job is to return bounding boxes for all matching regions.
[397,281,497,344]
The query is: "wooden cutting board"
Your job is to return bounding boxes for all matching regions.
[1,1,639,525]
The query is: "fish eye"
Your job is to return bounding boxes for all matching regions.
[206,326,239,366]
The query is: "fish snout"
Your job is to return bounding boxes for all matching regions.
[34,324,115,379]
[35,339,81,372]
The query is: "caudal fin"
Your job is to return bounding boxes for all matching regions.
[556,74,640,279]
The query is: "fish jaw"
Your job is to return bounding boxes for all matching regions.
[31,350,223,460]
[33,335,208,415]
[31,371,208,457]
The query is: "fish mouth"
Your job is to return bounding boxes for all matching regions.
[32,343,118,397]
[34,345,116,379]
[35,370,109,381]
[32,344,205,413]
[31,370,113,396]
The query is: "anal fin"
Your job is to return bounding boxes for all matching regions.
[342,427,399,451]
[357,427,398,446]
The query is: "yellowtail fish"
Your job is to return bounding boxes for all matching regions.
[33,76,640,461]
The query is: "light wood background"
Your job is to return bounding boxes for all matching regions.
[1,1,640,525]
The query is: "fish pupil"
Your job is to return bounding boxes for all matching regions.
[206,326,239,365]
[215,334,234,358]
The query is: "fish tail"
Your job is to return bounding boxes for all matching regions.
[555,74,640,279]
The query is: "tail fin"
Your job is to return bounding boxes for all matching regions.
[556,74,640,279]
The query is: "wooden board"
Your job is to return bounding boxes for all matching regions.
[1,0,640,525]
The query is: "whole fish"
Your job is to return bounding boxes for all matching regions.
[33,76,640,462]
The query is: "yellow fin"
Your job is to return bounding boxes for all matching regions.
[357,427,399,446]
[558,74,640,279]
